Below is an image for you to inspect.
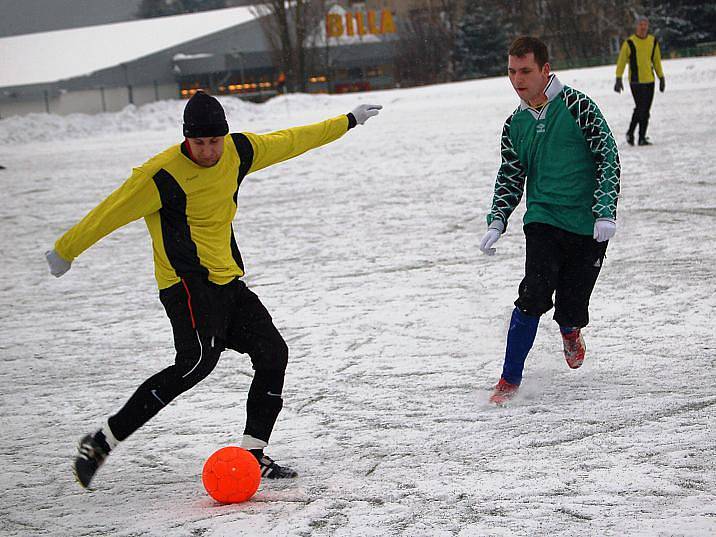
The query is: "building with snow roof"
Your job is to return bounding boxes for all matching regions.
[0,5,399,118]
[0,7,269,118]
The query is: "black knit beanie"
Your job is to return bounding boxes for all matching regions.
[183,91,229,138]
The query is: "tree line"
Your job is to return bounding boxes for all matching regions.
[137,0,716,90]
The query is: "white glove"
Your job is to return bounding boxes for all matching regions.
[351,104,382,125]
[45,249,71,277]
[479,220,505,255]
[593,218,616,242]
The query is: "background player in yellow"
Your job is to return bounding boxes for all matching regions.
[615,16,665,146]
[45,91,382,488]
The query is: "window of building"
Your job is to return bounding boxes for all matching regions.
[348,67,364,79]
[365,66,383,77]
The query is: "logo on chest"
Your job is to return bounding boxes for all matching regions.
[536,122,546,134]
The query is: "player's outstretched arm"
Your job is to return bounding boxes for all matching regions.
[45,169,161,277]
[244,104,382,174]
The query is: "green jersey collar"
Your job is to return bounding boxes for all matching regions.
[519,74,564,120]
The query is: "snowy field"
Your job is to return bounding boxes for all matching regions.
[1,57,715,537]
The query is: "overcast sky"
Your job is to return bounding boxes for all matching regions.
[0,0,141,37]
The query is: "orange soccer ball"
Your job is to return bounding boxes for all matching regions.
[202,446,261,503]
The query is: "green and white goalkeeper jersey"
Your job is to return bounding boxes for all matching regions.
[487,74,621,236]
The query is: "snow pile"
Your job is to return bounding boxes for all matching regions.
[0,92,361,145]
[0,97,259,145]
[2,56,715,146]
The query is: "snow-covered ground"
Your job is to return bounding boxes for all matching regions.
[1,57,714,537]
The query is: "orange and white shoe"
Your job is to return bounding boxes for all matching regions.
[489,377,519,405]
[561,328,586,369]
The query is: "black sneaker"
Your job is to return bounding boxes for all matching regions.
[250,449,298,479]
[626,132,635,146]
[638,137,651,146]
[73,431,111,489]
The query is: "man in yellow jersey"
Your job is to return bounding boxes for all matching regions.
[615,16,665,146]
[45,91,382,488]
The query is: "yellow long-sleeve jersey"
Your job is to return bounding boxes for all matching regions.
[55,114,350,289]
[616,33,664,84]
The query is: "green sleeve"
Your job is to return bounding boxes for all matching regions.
[562,88,621,220]
[487,112,526,230]
[244,115,350,175]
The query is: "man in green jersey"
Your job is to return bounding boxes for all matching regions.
[479,36,621,404]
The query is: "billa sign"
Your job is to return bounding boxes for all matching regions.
[326,9,396,38]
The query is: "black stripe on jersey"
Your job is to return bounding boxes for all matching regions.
[229,133,254,272]
[153,168,208,278]
[627,39,639,83]
[230,227,244,272]
[230,133,255,204]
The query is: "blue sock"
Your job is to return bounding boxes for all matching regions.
[501,307,540,385]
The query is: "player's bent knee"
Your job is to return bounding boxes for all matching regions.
[515,299,551,318]
[269,338,289,371]
[258,338,289,372]
[175,346,221,386]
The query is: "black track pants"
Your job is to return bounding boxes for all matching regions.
[628,82,655,140]
[514,223,608,328]
[225,284,288,444]
[108,279,288,444]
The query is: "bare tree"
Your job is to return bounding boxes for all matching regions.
[395,0,461,86]
[506,0,639,64]
[252,2,293,89]
[252,0,326,92]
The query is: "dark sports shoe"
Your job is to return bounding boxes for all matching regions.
[489,377,519,405]
[562,328,586,369]
[626,132,635,146]
[638,137,652,146]
[73,431,111,489]
[250,450,298,479]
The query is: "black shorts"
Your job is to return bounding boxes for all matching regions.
[514,222,608,327]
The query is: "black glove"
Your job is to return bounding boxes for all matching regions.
[659,77,666,93]
[614,78,623,93]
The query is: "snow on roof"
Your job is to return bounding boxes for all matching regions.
[0,6,258,89]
